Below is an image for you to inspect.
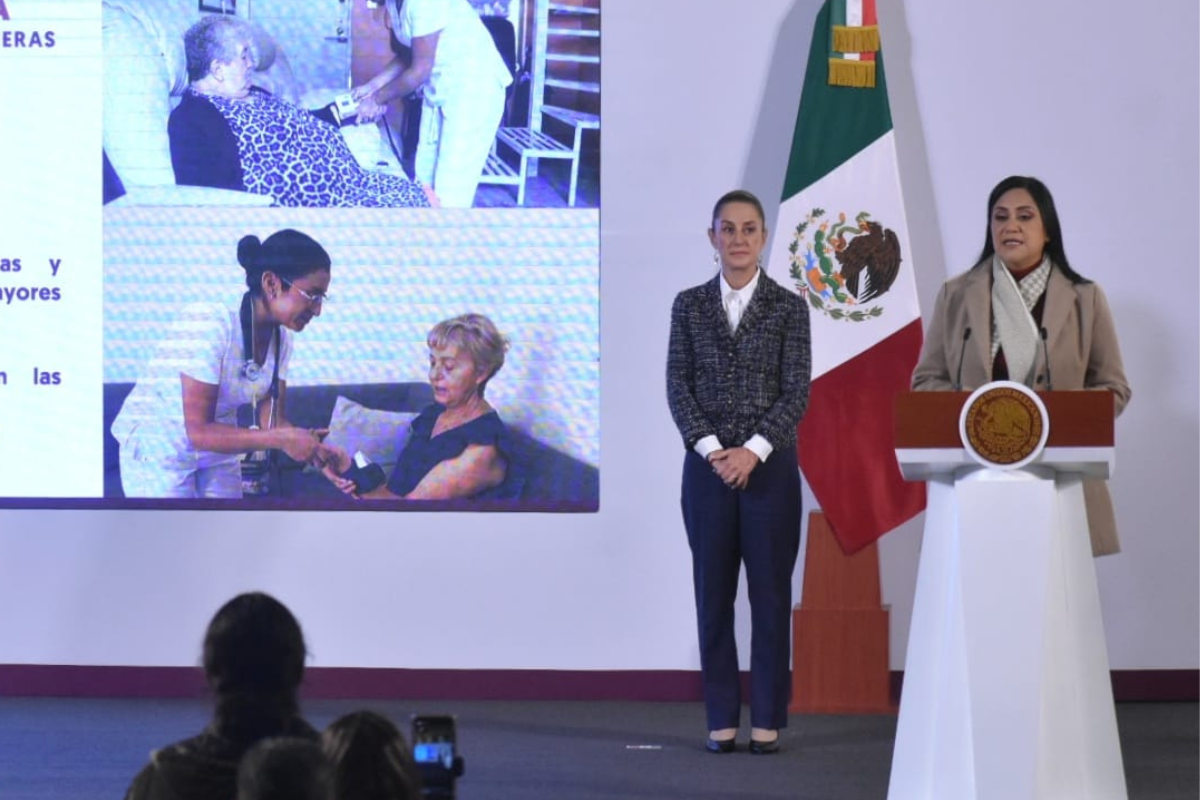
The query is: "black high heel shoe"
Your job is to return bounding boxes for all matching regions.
[705,736,736,754]
[748,737,780,755]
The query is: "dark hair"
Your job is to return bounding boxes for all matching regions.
[184,15,254,83]
[322,710,423,800]
[710,189,766,230]
[237,737,334,800]
[976,175,1088,284]
[203,592,307,743]
[237,229,332,295]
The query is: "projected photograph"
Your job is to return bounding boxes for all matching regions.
[101,206,600,510]
[101,0,601,209]
[89,0,602,512]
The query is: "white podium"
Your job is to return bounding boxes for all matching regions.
[887,387,1128,800]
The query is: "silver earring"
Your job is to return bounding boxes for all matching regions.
[757,255,763,269]
[712,250,720,265]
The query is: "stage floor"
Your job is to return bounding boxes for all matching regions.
[1,698,1195,799]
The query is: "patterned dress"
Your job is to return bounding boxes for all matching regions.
[170,88,431,207]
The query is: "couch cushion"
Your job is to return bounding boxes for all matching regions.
[325,395,417,471]
[102,4,177,187]
[282,383,434,430]
[104,0,191,92]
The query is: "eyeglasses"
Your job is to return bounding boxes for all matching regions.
[280,277,330,307]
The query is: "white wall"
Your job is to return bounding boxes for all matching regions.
[244,0,352,96]
[0,0,1195,675]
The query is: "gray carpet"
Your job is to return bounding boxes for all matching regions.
[0,698,1194,799]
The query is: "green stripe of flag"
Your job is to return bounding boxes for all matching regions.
[780,0,892,201]
[830,0,847,27]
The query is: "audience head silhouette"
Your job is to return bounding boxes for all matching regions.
[123,591,318,800]
[322,710,423,800]
[237,737,334,800]
[202,591,308,743]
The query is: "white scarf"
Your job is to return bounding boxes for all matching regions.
[990,254,1049,386]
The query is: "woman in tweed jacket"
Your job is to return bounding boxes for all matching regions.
[667,189,811,754]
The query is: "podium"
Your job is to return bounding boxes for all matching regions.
[887,386,1128,800]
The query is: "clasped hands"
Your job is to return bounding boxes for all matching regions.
[708,447,759,490]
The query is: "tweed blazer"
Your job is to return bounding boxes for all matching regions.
[667,272,811,454]
[912,261,1132,555]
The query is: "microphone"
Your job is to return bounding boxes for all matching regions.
[953,326,972,391]
[1040,327,1053,391]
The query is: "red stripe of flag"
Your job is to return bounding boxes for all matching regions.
[861,0,877,61]
[797,319,926,554]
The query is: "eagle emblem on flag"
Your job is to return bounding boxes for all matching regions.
[788,208,902,322]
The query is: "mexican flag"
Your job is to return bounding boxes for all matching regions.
[765,0,925,554]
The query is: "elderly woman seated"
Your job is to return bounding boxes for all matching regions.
[321,313,513,500]
[170,15,434,208]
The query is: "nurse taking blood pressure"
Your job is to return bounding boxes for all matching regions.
[352,0,512,207]
[111,229,334,498]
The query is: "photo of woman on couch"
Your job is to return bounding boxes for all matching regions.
[110,228,336,498]
[170,14,436,208]
[321,313,515,501]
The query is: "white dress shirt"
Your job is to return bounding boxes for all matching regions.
[693,269,774,465]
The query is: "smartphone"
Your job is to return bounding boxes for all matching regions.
[412,714,461,799]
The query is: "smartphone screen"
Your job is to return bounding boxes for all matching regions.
[412,715,457,771]
[413,739,455,768]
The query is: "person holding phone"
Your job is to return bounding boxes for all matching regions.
[352,0,511,207]
[667,189,811,754]
[111,229,334,498]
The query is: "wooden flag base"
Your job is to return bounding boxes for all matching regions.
[790,511,896,714]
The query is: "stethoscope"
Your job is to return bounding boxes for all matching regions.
[240,291,280,425]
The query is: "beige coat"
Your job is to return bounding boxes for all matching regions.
[912,263,1132,556]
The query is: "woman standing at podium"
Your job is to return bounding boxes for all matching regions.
[667,189,811,754]
[912,175,1131,555]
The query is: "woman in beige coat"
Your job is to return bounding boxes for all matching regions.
[912,175,1131,555]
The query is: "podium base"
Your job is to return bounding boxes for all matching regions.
[887,469,1127,800]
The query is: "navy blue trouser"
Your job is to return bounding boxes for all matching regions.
[681,446,802,731]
